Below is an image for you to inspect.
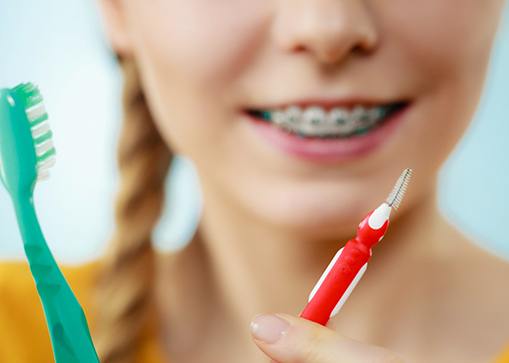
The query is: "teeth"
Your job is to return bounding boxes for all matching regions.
[272,110,287,127]
[327,107,357,134]
[303,107,326,125]
[286,106,302,125]
[264,104,393,137]
[301,107,327,135]
[369,107,384,121]
[351,106,367,124]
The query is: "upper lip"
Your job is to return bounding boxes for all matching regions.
[246,97,406,112]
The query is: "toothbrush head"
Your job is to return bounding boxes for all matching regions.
[385,168,413,210]
[0,83,56,195]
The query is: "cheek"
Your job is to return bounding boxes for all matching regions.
[127,0,268,93]
[124,0,271,158]
[386,0,500,80]
[379,0,500,167]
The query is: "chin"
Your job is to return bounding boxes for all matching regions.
[245,185,382,240]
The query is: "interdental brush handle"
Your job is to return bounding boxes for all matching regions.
[300,203,391,326]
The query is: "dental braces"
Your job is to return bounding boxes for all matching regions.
[267,105,391,137]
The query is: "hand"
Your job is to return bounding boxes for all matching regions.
[250,313,404,363]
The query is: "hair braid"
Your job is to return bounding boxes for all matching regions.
[93,57,173,363]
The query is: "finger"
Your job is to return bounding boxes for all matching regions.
[250,313,404,363]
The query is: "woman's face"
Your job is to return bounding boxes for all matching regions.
[102,0,504,238]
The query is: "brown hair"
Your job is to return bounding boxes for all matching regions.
[93,56,173,363]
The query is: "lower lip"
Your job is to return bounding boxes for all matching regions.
[243,104,410,163]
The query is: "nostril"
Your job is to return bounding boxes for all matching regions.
[352,44,367,55]
[352,40,378,56]
[292,44,307,54]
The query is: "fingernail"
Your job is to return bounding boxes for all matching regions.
[250,314,290,344]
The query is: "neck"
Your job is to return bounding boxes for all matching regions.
[156,184,450,359]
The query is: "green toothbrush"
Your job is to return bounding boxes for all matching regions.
[0,83,100,363]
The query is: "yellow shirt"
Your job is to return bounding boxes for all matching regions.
[1,261,509,363]
[0,261,163,363]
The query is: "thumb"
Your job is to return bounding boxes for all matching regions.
[249,313,404,363]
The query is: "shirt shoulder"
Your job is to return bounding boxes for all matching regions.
[498,346,509,363]
[0,259,101,362]
[0,259,163,363]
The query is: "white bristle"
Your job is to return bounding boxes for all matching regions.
[26,103,46,123]
[35,139,54,156]
[386,168,413,210]
[31,121,51,139]
[36,156,56,181]
[37,169,50,181]
[37,156,56,171]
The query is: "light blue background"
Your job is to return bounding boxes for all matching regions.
[0,0,507,264]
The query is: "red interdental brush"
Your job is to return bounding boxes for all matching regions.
[300,168,413,326]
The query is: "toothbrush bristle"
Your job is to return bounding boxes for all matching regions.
[14,83,43,109]
[385,168,413,210]
[27,103,48,125]
[14,83,56,181]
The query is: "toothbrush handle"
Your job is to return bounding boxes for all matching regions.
[13,195,99,363]
[300,240,370,326]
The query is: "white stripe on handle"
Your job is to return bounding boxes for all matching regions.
[308,247,344,302]
[307,248,369,318]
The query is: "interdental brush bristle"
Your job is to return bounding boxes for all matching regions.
[386,168,413,210]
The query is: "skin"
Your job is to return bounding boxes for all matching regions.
[99,0,509,362]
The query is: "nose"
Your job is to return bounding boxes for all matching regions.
[273,0,379,65]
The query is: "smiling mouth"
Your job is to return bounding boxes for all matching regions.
[244,101,409,139]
